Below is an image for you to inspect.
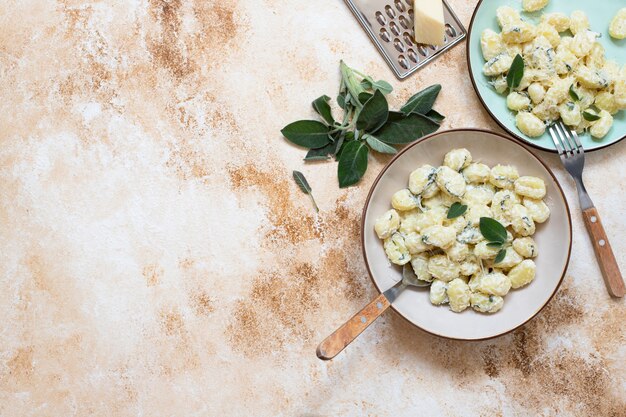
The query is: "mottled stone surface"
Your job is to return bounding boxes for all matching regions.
[0,1,624,416]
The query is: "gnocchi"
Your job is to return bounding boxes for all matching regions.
[522,0,548,13]
[609,8,626,40]
[482,7,626,140]
[374,149,550,314]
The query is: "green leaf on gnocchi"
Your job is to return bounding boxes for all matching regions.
[479,217,508,243]
[487,241,504,247]
[568,85,580,102]
[494,248,507,264]
[447,202,468,219]
[506,54,524,90]
[582,111,601,121]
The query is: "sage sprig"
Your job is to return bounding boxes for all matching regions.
[293,171,319,212]
[281,61,445,188]
[479,217,509,264]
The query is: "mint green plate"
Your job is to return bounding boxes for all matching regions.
[467,0,626,152]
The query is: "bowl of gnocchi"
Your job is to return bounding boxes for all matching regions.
[467,0,626,152]
[362,129,571,340]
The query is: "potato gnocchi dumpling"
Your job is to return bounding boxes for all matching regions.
[429,280,448,305]
[408,165,437,196]
[470,292,504,313]
[392,189,419,211]
[463,184,495,206]
[374,209,400,239]
[512,237,538,258]
[384,233,410,265]
[443,148,472,171]
[436,166,466,198]
[463,163,491,184]
[410,254,433,282]
[508,259,537,288]
[482,7,626,140]
[523,197,550,223]
[477,272,512,297]
[428,254,461,282]
[447,278,471,312]
[609,8,626,40]
[374,149,549,314]
[522,0,548,13]
[515,176,547,199]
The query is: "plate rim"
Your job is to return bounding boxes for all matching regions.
[465,0,626,154]
[360,128,573,341]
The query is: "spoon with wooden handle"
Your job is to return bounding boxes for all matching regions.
[316,265,429,360]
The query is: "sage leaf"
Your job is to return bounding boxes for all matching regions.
[312,95,334,125]
[334,132,354,160]
[293,170,312,193]
[360,76,393,94]
[281,120,331,149]
[304,142,333,160]
[507,54,524,90]
[372,79,393,94]
[293,170,319,212]
[494,248,507,264]
[340,60,366,106]
[375,112,440,144]
[356,89,389,132]
[425,109,445,122]
[479,217,508,243]
[487,241,504,247]
[303,155,330,161]
[569,85,580,102]
[447,202,467,219]
[358,92,373,104]
[337,93,346,109]
[400,84,442,115]
[583,111,601,121]
[364,134,397,154]
[338,141,369,188]
[306,130,348,160]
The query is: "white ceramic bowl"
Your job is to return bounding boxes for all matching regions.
[362,129,572,340]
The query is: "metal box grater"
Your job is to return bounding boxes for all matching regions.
[343,0,467,79]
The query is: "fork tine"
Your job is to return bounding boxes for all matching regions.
[554,122,573,156]
[548,124,565,156]
[558,121,580,155]
[568,123,584,152]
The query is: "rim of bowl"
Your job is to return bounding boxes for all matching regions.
[360,128,573,341]
[465,0,626,154]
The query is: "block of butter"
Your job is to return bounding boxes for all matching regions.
[413,0,445,46]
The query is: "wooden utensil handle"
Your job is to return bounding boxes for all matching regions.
[582,207,625,298]
[316,293,390,360]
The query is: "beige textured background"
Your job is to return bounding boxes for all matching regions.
[0,0,624,416]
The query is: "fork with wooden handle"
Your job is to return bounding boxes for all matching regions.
[548,121,625,297]
[316,266,429,360]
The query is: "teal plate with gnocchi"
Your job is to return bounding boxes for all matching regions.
[467,0,626,152]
